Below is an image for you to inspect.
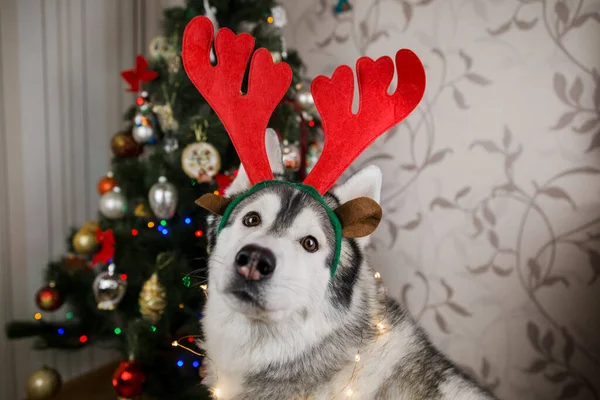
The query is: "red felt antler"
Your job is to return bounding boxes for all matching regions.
[304,50,426,194]
[182,16,292,185]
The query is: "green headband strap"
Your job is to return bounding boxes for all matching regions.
[218,180,342,277]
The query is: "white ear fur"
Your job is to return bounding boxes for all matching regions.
[334,166,383,246]
[224,128,283,197]
[333,165,382,204]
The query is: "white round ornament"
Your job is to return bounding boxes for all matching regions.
[99,187,127,219]
[181,142,221,179]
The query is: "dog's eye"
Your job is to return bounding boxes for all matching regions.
[301,236,319,253]
[243,212,261,227]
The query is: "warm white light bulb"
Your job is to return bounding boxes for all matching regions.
[354,354,360,362]
[172,341,178,347]
[346,388,354,397]
[200,284,208,290]
[374,272,381,279]
[213,387,221,398]
[377,322,385,330]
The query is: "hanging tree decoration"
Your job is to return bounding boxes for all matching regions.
[99,186,127,219]
[26,366,62,400]
[112,358,146,399]
[97,171,118,195]
[111,130,141,157]
[181,121,221,182]
[35,281,64,312]
[148,176,178,220]
[132,92,160,144]
[121,55,160,144]
[72,225,98,255]
[91,228,116,268]
[148,35,180,73]
[152,103,179,153]
[120,55,158,93]
[93,262,127,310]
[139,253,171,323]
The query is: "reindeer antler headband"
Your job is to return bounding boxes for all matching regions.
[183,16,425,275]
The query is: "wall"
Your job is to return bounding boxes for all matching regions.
[282,0,600,399]
[0,1,181,398]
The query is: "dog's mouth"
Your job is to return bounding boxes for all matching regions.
[227,284,266,310]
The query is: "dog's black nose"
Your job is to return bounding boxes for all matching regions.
[235,244,276,280]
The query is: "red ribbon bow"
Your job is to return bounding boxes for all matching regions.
[120,55,158,92]
[92,229,115,267]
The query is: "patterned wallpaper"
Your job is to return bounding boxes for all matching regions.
[282,0,600,399]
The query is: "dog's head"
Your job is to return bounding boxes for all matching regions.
[200,130,382,321]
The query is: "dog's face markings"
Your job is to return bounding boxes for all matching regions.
[202,131,384,321]
[209,183,337,320]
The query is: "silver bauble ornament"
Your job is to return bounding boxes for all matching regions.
[149,176,178,220]
[93,263,127,310]
[163,134,179,153]
[296,81,316,113]
[282,140,301,172]
[99,187,127,219]
[132,112,155,143]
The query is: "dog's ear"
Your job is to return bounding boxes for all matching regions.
[334,197,382,238]
[195,193,231,215]
[224,128,283,197]
[332,166,383,238]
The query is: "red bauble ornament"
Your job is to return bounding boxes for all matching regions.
[35,284,63,311]
[112,360,146,399]
[97,174,118,195]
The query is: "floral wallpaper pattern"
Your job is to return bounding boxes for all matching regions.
[282,0,600,399]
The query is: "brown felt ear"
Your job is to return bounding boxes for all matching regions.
[334,197,383,238]
[195,193,231,215]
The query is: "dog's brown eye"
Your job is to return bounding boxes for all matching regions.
[243,212,261,227]
[301,236,319,253]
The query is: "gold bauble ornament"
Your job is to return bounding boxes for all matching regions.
[81,220,99,233]
[72,228,98,255]
[26,366,61,400]
[139,272,167,323]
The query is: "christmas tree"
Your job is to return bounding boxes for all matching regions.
[5,1,321,399]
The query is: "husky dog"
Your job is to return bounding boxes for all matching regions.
[198,131,493,400]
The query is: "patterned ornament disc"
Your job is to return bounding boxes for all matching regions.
[181,142,221,179]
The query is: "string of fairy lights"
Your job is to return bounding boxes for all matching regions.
[171,269,389,399]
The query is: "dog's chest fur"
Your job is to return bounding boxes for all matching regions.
[201,262,491,400]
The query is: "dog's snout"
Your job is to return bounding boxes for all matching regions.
[235,244,276,280]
